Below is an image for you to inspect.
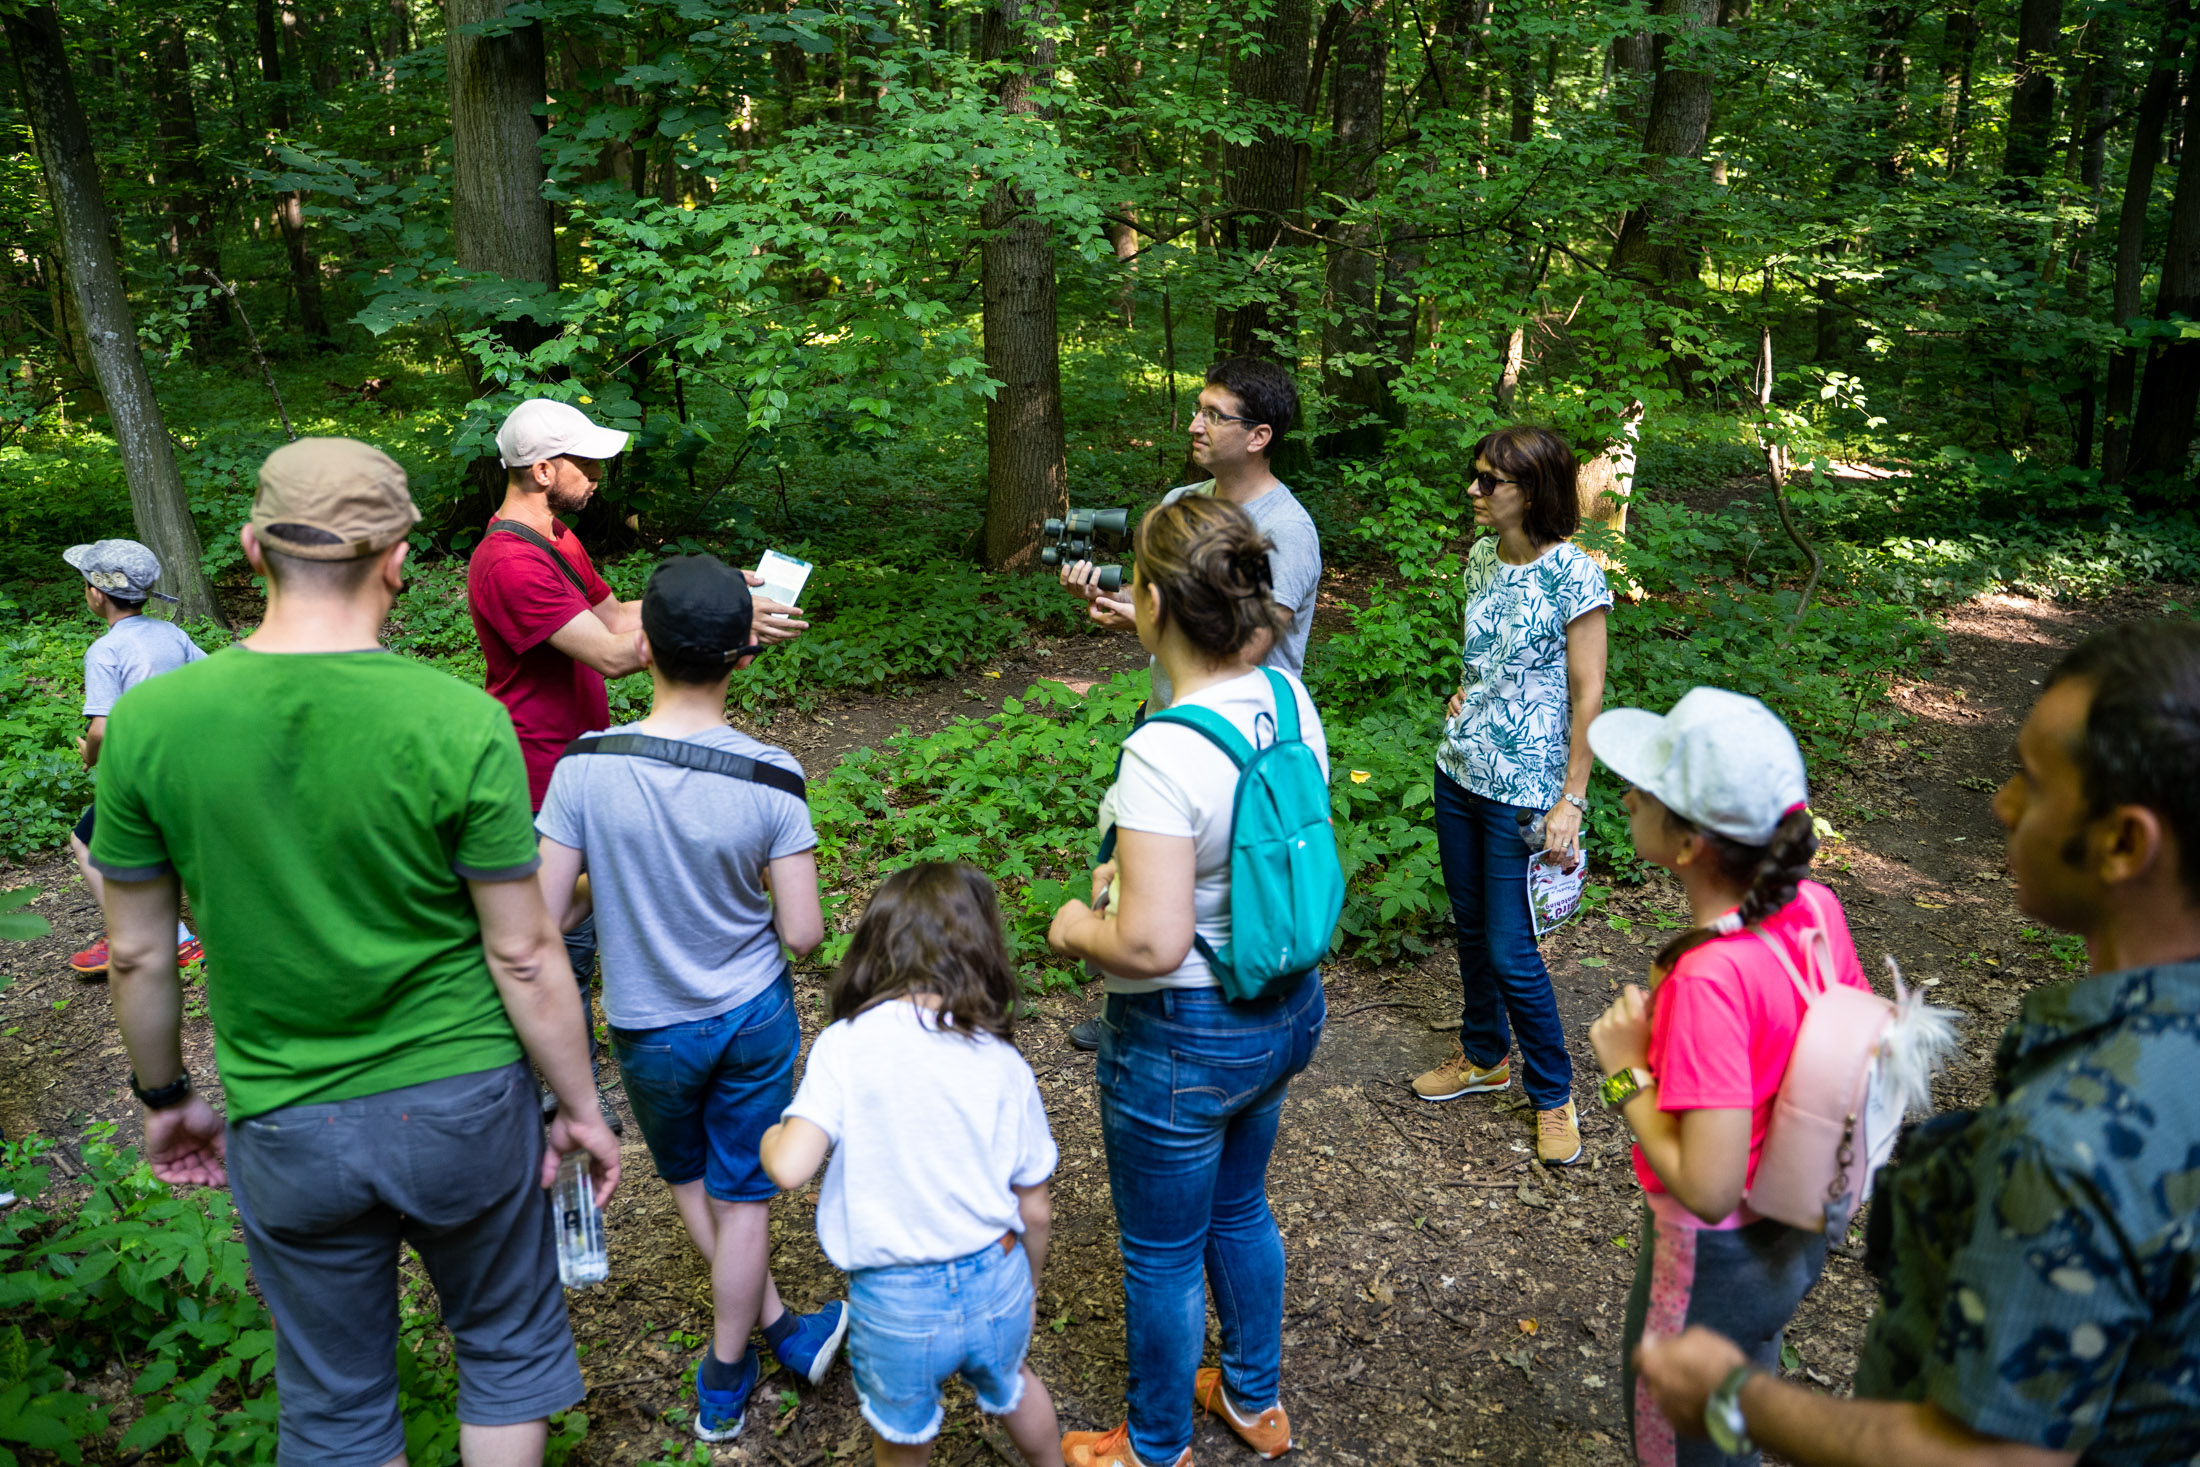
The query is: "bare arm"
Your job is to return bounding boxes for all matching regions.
[767,849,824,957]
[760,1114,832,1190]
[536,838,590,933]
[1016,1181,1052,1283]
[1634,1327,2077,1467]
[468,875,620,1205]
[590,593,642,635]
[78,714,107,769]
[1046,827,1197,979]
[546,607,646,678]
[104,873,226,1186]
[1621,1101,1752,1223]
[1541,606,1608,858]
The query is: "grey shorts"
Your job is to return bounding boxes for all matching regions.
[227,1060,583,1467]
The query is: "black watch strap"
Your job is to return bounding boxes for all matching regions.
[130,1069,192,1111]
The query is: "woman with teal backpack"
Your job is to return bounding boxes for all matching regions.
[1047,495,1332,1467]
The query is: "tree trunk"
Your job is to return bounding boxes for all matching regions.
[1609,0,1719,289]
[978,0,1066,572]
[1999,0,2064,200]
[255,0,328,343]
[1220,0,1313,358]
[150,22,220,354]
[2127,42,2200,484]
[1319,2,1390,456]
[447,0,558,356]
[7,4,223,623]
[1944,5,1978,174]
[2104,0,2187,481]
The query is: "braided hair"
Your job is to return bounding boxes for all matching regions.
[1650,806,1820,974]
[1132,495,1284,660]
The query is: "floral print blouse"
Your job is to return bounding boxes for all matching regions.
[1435,536,1611,811]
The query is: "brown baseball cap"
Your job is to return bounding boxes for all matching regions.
[251,438,421,561]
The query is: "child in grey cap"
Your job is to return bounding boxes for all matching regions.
[62,540,206,978]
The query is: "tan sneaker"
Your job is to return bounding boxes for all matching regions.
[1062,1423,1192,1467]
[1412,1043,1510,1101]
[1194,1368,1292,1458]
[1537,1099,1583,1166]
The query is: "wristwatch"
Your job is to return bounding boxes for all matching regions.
[130,1069,193,1111]
[1598,1066,1652,1111]
[1561,793,1587,813]
[1705,1365,1759,1456]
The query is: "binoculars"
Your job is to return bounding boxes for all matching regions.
[1041,507,1130,591]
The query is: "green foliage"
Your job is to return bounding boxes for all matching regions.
[0,890,48,945]
[0,620,101,862]
[810,675,1148,978]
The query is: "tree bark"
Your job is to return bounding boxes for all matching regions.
[447,0,559,356]
[150,22,220,353]
[2104,0,2187,481]
[7,4,223,623]
[1999,0,2064,200]
[2126,41,2200,483]
[255,0,328,343]
[1220,0,1313,358]
[1319,1,1391,456]
[978,0,1067,572]
[1609,0,1720,290]
[1944,6,1978,174]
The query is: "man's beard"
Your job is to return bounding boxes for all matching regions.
[546,483,593,516]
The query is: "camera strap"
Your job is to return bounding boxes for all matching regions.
[559,734,808,803]
[488,518,595,602]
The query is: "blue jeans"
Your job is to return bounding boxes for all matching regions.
[610,971,797,1203]
[564,914,599,1066]
[1432,769,1572,1109]
[848,1237,1034,1444]
[1096,970,1325,1464]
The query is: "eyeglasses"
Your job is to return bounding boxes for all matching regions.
[1467,471,1518,498]
[1190,404,1260,428]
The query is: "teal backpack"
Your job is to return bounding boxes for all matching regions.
[1107,668,1345,1002]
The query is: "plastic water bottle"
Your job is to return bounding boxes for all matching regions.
[553,1152,608,1288]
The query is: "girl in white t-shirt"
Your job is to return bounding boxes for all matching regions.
[760,863,1064,1467]
[1046,496,1329,1467]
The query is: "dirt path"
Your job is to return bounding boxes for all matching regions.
[0,583,2185,1465]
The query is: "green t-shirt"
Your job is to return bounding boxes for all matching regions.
[91,647,539,1120]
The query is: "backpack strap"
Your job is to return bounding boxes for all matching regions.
[561,733,807,803]
[1146,704,1257,767]
[489,518,594,602]
[1258,666,1301,745]
[1749,884,1839,1007]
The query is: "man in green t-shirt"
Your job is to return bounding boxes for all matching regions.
[92,437,620,1467]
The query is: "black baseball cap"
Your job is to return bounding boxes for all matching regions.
[641,555,757,665]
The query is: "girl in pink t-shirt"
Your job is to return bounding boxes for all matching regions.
[1583,688,1871,1467]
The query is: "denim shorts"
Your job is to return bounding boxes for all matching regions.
[611,969,796,1203]
[848,1235,1034,1444]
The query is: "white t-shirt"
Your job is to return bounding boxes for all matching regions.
[1096,667,1328,993]
[784,1001,1058,1273]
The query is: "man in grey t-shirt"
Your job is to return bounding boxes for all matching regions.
[1060,357,1322,710]
[1059,359,1324,1051]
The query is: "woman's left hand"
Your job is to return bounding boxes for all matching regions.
[1047,899,1094,957]
[1589,985,1652,1077]
[1541,798,1584,868]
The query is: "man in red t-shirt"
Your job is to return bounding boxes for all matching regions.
[469,397,809,1116]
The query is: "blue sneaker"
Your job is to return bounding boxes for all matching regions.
[770,1300,850,1386]
[693,1346,759,1442]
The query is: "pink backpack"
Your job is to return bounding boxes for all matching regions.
[1743,887,1961,1235]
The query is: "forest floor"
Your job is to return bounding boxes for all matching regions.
[0,575,2188,1466]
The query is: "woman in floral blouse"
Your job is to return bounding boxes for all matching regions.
[1411,425,1610,1166]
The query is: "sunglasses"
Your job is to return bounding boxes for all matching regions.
[1467,471,1518,498]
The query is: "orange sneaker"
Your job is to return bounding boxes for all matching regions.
[1194,1368,1292,1458]
[68,939,109,977]
[1062,1423,1192,1467]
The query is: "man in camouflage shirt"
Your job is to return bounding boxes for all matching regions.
[1633,618,2200,1467]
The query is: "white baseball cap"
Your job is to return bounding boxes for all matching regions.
[1587,687,1809,845]
[495,398,630,468]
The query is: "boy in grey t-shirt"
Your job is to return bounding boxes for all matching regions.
[1059,357,1322,710]
[63,540,204,978]
[534,554,848,1444]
